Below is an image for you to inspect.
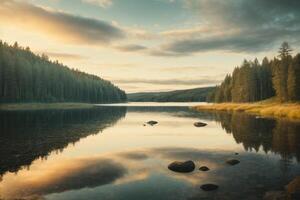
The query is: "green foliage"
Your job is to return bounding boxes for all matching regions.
[273,42,300,102]
[208,42,300,103]
[0,40,127,103]
[208,59,274,102]
[128,87,215,102]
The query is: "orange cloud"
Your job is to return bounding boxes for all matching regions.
[0,0,125,44]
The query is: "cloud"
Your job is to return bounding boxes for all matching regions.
[160,26,224,39]
[37,52,87,60]
[161,66,215,72]
[0,0,125,44]
[112,78,221,86]
[155,0,300,55]
[146,49,189,57]
[162,28,295,54]
[82,0,113,8]
[115,44,147,52]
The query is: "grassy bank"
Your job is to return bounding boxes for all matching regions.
[0,103,95,111]
[194,102,300,120]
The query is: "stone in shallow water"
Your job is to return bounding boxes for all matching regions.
[193,122,207,127]
[199,166,210,171]
[286,176,300,199]
[147,120,158,126]
[226,159,240,165]
[200,184,219,191]
[263,191,287,200]
[168,160,195,173]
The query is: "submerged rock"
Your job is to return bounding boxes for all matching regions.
[200,184,219,191]
[194,122,207,127]
[263,191,287,200]
[199,166,210,171]
[235,152,239,155]
[168,160,195,173]
[226,159,240,165]
[286,176,300,199]
[147,120,158,126]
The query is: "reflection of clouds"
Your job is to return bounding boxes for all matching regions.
[1,157,127,199]
[2,147,300,200]
[118,151,149,160]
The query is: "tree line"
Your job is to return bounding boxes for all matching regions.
[0,41,127,103]
[208,42,300,103]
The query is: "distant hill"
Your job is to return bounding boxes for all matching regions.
[127,87,215,102]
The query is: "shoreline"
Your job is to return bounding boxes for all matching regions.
[193,102,300,120]
[0,103,96,111]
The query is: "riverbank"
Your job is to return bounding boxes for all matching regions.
[0,103,95,111]
[194,102,300,120]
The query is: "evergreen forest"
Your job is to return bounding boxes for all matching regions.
[208,42,300,103]
[0,41,127,103]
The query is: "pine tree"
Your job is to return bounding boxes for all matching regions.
[287,63,296,101]
[278,42,292,59]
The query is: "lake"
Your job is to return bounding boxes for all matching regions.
[0,103,300,200]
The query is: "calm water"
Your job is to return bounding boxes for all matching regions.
[0,103,300,200]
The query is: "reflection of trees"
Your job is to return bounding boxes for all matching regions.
[213,112,300,162]
[0,107,126,176]
[272,120,300,162]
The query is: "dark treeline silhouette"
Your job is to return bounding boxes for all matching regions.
[0,41,127,103]
[0,106,126,177]
[208,42,300,102]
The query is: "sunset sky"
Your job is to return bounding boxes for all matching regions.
[1,0,300,93]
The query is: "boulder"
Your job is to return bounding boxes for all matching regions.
[286,176,300,199]
[263,191,287,200]
[226,159,240,165]
[200,184,219,191]
[199,166,210,171]
[194,122,207,127]
[147,120,158,126]
[168,160,195,173]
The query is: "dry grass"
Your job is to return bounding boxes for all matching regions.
[194,102,300,120]
[0,103,95,111]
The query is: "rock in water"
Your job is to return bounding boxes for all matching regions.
[200,184,219,191]
[147,120,158,126]
[263,191,287,200]
[286,176,300,199]
[199,166,210,171]
[194,122,207,127]
[226,159,240,165]
[168,161,195,173]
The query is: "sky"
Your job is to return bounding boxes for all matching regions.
[1,0,300,93]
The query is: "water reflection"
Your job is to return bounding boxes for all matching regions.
[0,107,126,176]
[2,147,299,200]
[0,104,299,200]
[212,112,300,162]
[1,157,127,199]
